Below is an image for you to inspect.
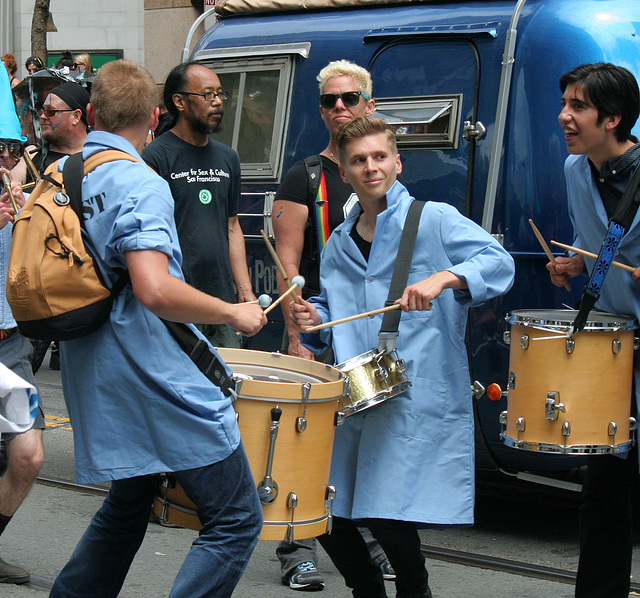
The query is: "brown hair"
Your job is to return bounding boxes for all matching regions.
[1,54,17,76]
[90,60,158,132]
[335,116,396,163]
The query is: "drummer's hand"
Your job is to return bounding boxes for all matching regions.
[397,271,466,311]
[633,266,640,284]
[290,298,321,332]
[546,254,584,287]
[0,168,24,229]
[229,302,268,337]
[287,330,316,360]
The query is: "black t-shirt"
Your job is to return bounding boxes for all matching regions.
[142,131,241,303]
[275,155,358,295]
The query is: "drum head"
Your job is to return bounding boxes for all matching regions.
[507,309,638,332]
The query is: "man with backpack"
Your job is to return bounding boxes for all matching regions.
[0,67,45,586]
[48,59,267,598]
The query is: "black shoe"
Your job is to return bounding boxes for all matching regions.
[0,557,30,584]
[285,561,325,591]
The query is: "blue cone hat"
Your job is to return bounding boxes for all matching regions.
[0,67,26,143]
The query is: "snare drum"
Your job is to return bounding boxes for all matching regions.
[153,349,346,542]
[500,309,638,454]
[337,349,411,418]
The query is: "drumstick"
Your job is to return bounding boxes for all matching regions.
[1,173,19,214]
[263,280,302,316]
[260,228,301,304]
[550,240,636,274]
[529,219,571,291]
[304,304,400,333]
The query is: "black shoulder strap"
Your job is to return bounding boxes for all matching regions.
[378,200,426,351]
[304,154,323,204]
[62,152,129,296]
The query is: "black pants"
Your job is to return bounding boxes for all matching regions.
[575,448,638,597]
[318,516,431,598]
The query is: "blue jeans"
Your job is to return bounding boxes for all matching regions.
[50,444,262,598]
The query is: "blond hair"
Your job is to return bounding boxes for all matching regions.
[317,60,372,97]
[335,117,396,164]
[90,60,158,133]
[73,53,94,73]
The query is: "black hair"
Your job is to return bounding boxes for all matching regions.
[56,51,74,70]
[25,56,43,70]
[560,63,639,143]
[163,61,201,122]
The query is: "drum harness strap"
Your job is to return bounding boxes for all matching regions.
[378,200,426,354]
[161,319,236,398]
[572,160,640,335]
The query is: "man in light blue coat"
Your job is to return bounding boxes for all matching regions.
[49,60,267,598]
[549,62,640,598]
[290,117,515,598]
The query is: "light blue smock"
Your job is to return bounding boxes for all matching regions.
[564,154,640,414]
[59,131,240,484]
[300,181,515,526]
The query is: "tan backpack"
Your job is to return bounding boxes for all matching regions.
[7,150,136,340]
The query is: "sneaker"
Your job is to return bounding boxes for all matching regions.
[380,558,396,581]
[286,561,325,591]
[0,557,30,584]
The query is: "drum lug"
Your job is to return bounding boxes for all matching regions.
[503,330,511,345]
[612,339,622,354]
[335,411,346,426]
[257,406,281,505]
[296,382,311,433]
[516,417,525,432]
[285,493,298,543]
[520,334,529,350]
[608,421,618,441]
[565,338,575,354]
[325,486,336,535]
[562,421,571,438]
[630,417,637,432]
[471,380,485,400]
[509,371,516,390]
[635,337,640,351]
[545,391,565,421]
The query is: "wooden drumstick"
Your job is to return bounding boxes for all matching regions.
[1,173,19,214]
[260,228,301,304]
[550,240,636,273]
[304,304,400,333]
[529,219,571,291]
[263,278,304,316]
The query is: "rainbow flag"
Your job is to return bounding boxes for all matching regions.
[313,172,330,253]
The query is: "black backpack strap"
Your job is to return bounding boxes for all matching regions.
[378,200,426,353]
[161,320,236,397]
[304,154,323,203]
[63,152,130,295]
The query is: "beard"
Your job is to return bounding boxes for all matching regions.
[186,107,223,135]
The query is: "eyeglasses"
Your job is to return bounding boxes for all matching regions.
[0,141,25,160]
[180,91,229,102]
[73,62,85,69]
[39,106,76,118]
[319,91,370,109]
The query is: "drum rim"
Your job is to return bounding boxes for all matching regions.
[336,348,400,371]
[506,309,638,331]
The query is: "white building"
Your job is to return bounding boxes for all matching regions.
[1,0,208,85]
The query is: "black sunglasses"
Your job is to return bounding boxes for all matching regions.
[319,91,370,109]
[0,141,25,160]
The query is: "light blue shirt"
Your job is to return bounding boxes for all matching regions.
[0,224,16,330]
[59,131,240,484]
[301,181,515,526]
